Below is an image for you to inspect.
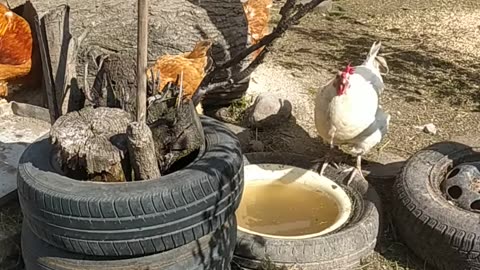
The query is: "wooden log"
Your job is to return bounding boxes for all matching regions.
[126,121,160,180]
[50,106,132,182]
[147,85,204,173]
[88,53,138,118]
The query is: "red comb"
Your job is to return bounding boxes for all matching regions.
[343,63,355,74]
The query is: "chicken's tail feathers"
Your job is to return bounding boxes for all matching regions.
[363,41,382,66]
[362,41,389,75]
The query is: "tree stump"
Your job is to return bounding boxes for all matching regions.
[50,106,132,182]
[147,86,204,173]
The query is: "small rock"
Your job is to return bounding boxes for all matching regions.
[415,89,426,95]
[415,123,437,135]
[248,93,293,128]
[249,140,265,152]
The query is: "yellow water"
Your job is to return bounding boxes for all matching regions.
[236,181,341,237]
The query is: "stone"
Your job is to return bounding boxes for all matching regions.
[414,123,437,135]
[0,102,50,206]
[248,93,292,128]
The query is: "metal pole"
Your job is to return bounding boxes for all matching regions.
[136,0,148,122]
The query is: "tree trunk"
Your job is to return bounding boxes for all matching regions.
[10,0,251,108]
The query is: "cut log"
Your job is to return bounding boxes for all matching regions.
[147,86,204,173]
[50,106,132,182]
[127,121,161,180]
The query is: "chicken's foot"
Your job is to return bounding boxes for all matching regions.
[315,143,340,176]
[344,155,366,185]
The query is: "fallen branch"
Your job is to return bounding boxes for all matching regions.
[127,121,161,180]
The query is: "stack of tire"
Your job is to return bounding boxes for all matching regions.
[17,116,245,270]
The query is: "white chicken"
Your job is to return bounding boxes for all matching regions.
[314,41,390,184]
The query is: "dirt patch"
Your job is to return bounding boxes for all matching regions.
[244,0,480,269]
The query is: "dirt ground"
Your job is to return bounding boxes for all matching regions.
[243,0,480,269]
[1,0,479,269]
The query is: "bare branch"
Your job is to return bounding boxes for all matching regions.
[192,0,328,105]
[177,70,184,109]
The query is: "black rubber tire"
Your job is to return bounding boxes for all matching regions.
[22,215,236,270]
[17,116,244,257]
[232,152,382,270]
[392,141,480,270]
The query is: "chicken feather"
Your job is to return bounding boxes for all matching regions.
[0,3,32,97]
[314,41,390,183]
[147,40,213,113]
[242,0,272,59]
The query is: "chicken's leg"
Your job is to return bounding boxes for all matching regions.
[316,136,340,176]
[344,155,366,185]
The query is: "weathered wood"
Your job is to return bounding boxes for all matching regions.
[127,121,160,180]
[34,14,57,122]
[8,0,250,107]
[34,4,87,122]
[136,0,148,123]
[50,106,132,182]
[147,85,204,173]
[87,53,138,118]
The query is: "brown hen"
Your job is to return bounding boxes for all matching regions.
[0,3,32,97]
[147,40,213,113]
[242,0,272,59]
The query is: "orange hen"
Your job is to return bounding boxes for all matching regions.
[0,3,32,97]
[242,0,272,59]
[147,40,213,112]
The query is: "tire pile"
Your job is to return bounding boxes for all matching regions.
[392,141,480,270]
[17,116,245,270]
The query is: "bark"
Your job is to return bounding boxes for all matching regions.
[9,0,250,107]
[127,121,161,180]
[87,53,138,118]
[147,87,204,173]
[50,106,132,182]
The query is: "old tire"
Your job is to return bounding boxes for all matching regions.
[22,216,236,270]
[392,141,480,270]
[232,152,381,270]
[17,116,244,257]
